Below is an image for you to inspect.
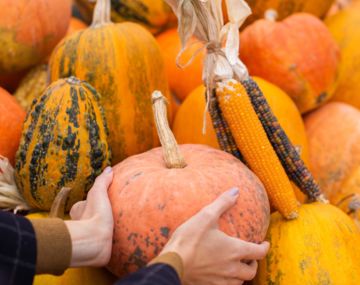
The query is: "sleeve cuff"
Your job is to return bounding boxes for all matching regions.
[148,252,184,280]
[30,218,72,275]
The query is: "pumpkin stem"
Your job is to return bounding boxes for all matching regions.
[49,187,71,219]
[264,9,278,22]
[91,0,112,28]
[0,156,30,213]
[152,91,187,169]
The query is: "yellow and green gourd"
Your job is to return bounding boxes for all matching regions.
[15,77,111,211]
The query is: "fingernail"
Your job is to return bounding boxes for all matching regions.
[104,166,112,174]
[227,187,239,196]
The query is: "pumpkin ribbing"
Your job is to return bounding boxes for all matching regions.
[15,77,111,210]
[50,0,171,164]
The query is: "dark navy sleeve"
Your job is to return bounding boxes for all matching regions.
[114,263,181,285]
[0,211,37,285]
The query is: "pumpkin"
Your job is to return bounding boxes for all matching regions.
[15,77,111,211]
[156,28,204,101]
[326,0,355,17]
[107,91,270,277]
[0,87,26,165]
[0,0,71,74]
[74,0,172,34]
[242,0,334,27]
[240,13,340,113]
[28,188,116,285]
[254,203,360,284]
[326,2,360,109]
[50,0,171,164]
[305,102,360,219]
[172,77,309,202]
[14,64,48,111]
[66,17,88,36]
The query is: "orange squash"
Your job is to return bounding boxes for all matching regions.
[243,0,334,27]
[107,92,270,277]
[0,87,26,165]
[173,78,309,202]
[50,0,171,164]
[156,28,204,102]
[305,102,360,221]
[240,13,340,113]
[66,17,87,36]
[0,0,71,74]
[74,0,172,34]
[326,2,360,109]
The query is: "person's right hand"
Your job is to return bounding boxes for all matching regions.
[160,188,269,285]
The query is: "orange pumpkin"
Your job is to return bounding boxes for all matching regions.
[326,2,360,109]
[173,78,309,202]
[305,102,360,219]
[0,0,71,74]
[66,17,87,36]
[156,28,204,102]
[50,0,171,164]
[0,87,26,165]
[107,92,270,277]
[240,13,340,113]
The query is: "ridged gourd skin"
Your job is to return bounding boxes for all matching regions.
[74,0,172,34]
[0,87,26,165]
[254,203,360,285]
[326,1,360,109]
[14,64,48,111]
[49,21,171,164]
[240,13,340,113]
[15,77,111,211]
[243,0,334,26]
[108,144,270,277]
[0,0,71,74]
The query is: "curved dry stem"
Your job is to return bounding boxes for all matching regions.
[91,0,112,28]
[152,91,187,169]
[49,187,71,219]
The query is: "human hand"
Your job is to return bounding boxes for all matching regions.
[65,167,114,268]
[160,188,269,285]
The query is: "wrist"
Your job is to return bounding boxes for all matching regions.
[65,218,111,267]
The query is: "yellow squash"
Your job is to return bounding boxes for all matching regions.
[254,203,360,285]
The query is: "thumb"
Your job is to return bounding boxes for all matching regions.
[201,187,239,222]
[87,166,114,201]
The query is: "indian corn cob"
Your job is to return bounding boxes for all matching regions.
[216,79,298,219]
[241,77,322,201]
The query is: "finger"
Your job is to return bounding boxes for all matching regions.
[200,187,239,221]
[70,200,87,220]
[87,166,114,198]
[228,237,270,260]
[236,260,258,281]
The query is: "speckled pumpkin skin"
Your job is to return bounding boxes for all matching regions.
[108,144,270,277]
[254,203,360,285]
[15,77,111,210]
[0,0,71,74]
[49,22,171,164]
[75,0,172,34]
[240,13,340,113]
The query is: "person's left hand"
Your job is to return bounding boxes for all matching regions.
[65,166,114,267]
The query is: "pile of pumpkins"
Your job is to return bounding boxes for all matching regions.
[1,0,360,284]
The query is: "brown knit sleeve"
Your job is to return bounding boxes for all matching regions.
[148,252,184,280]
[30,218,72,275]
